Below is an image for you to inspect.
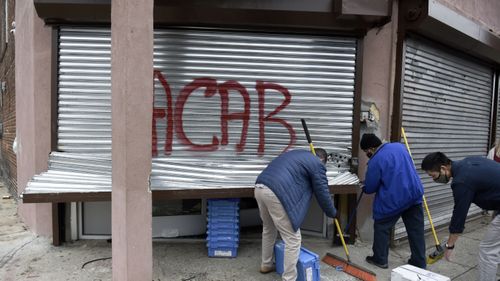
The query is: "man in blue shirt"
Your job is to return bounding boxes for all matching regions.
[361,133,426,269]
[255,148,337,281]
[421,152,500,281]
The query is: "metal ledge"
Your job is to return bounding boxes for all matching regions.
[22,184,359,203]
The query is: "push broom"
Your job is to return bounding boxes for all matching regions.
[300,119,377,281]
[401,127,445,264]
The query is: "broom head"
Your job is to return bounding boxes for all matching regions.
[427,244,445,265]
[322,253,377,281]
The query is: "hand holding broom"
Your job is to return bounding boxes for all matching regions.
[300,118,376,281]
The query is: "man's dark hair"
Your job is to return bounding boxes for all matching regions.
[421,152,451,172]
[315,148,327,164]
[360,133,382,150]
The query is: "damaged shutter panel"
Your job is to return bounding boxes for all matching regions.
[396,37,493,239]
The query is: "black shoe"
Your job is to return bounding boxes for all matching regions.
[366,256,388,269]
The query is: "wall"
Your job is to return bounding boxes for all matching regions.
[0,0,16,197]
[15,0,53,236]
[439,0,500,34]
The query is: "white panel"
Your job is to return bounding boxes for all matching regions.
[395,38,493,239]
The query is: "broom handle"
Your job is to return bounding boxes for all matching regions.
[334,218,350,260]
[301,118,350,261]
[401,127,441,247]
[301,119,316,155]
[343,191,364,234]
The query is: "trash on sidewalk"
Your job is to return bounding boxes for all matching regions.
[2,195,11,199]
[391,264,450,281]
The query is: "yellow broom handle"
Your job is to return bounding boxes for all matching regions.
[422,195,440,246]
[302,120,349,260]
[334,218,350,258]
[401,127,440,246]
[309,143,316,155]
[308,146,349,258]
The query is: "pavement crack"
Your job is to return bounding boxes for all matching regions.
[0,237,36,269]
[450,264,477,280]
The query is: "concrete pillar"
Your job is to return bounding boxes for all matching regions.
[15,0,53,236]
[111,1,153,280]
[356,1,400,242]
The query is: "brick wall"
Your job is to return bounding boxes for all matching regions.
[0,0,17,198]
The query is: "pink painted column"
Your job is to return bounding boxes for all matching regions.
[111,0,153,280]
[356,1,399,242]
[15,0,53,236]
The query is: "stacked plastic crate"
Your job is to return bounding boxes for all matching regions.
[206,198,240,258]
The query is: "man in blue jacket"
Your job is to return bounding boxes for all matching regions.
[421,152,500,281]
[255,148,337,281]
[361,133,426,269]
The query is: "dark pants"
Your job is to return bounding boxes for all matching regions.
[372,203,426,269]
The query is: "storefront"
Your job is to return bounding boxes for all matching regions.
[18,0,499,247]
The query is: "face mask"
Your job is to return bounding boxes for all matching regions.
[433,170,449,184]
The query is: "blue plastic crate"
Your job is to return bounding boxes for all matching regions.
[207,209,240,217]
[206,240,239,249]
[206,220,240,230]
[206,233,239,243]
[207,198,240,207]
[207,223,239,230]
[274,240,320,281]
[207,246,238,258]
[207,216,240,224]
[206,228,240,236]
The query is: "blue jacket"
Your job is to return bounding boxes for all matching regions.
[364,143,423,221]
[255,150,337,231]
[449,157,500,233]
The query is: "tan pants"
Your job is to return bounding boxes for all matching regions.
[255,185,301,281]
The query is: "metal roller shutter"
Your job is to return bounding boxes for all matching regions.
[395,37,493,239]
[25,27,359,194]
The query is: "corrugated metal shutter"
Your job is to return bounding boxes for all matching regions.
[26,27,358,194]
[395,37,493,239]
[150,29,357,188]
[58,28,112,153]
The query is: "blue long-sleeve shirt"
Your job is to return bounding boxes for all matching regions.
[449,157,500,233]
[364,143,424,221]
[255,149,337,231]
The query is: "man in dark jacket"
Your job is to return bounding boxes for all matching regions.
[254,148,337,281]
[421,152,500,281]
[361,133,426,269]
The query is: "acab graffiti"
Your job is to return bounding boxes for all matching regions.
[152,70,296,156]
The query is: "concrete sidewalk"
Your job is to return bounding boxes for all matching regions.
[1,183,498,281]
